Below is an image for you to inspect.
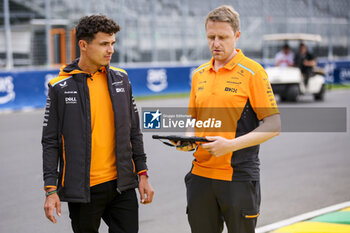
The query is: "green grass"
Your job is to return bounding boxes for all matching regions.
[326,83,350,90]
[134,92,190,101]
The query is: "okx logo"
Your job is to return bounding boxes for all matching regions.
[143,109,162,129]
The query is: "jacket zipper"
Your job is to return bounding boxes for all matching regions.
[106,70,122,194]
[83,76,91,202]
[131,159,136,173]
[61,135,66,187]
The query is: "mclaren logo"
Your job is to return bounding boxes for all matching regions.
[226,81,242,85]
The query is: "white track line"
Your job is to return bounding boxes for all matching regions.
[0,107,40,114]
[256,201,350,233]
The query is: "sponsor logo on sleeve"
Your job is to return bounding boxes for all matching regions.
[43,96,51,127]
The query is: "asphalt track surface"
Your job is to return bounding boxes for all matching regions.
[0,89,349,233]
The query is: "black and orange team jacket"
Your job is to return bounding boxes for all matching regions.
[42,59,147,203]
[188,49,280,182]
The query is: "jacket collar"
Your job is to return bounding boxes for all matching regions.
[61,58,109,76]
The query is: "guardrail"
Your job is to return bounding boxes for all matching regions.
[0,65,196,111]
[1,60,349,111]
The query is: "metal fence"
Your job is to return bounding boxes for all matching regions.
[1,0,350,69]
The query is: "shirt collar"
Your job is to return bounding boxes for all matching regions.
[99,66,107,73]
[209,49,245,71]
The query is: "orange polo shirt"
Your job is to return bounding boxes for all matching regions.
[188,49,279,181]
[88,67,117,187]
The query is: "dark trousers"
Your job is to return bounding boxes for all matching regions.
[302,68,312,86]
[68,180,138,233]
[185,173,261,233]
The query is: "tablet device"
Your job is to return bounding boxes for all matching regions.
[152,135,210,143]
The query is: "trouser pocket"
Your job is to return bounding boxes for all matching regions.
[241,208,260,219]
[239,208,260,233]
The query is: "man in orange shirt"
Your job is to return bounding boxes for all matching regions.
[177,5,281,233]
[42,15,154,233]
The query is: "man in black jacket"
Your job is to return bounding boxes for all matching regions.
[294,43,316,86]
[42,15,154,233]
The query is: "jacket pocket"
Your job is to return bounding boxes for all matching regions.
[240,208,260,231]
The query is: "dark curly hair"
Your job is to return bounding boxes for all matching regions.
[75,15,120,42]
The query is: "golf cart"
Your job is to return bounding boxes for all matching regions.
[263,33,326,102]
